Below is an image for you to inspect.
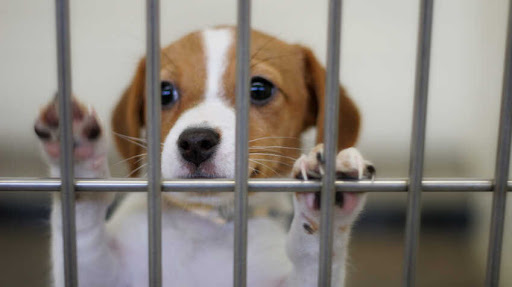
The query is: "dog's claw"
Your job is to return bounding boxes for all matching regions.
[292,145,375,182]
[292,144,374,214]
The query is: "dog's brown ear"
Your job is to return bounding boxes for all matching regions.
[111,59,146,174]
[301,46,360,150]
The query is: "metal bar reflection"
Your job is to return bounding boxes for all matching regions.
[402,1,434,286]
[485,1,512,286]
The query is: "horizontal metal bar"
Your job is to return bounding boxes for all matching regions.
[1,178,511,192]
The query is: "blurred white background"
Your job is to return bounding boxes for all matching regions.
[0,0,511,286]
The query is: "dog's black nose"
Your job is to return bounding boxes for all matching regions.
[177,128,220,166]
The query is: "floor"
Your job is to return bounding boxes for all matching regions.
[347,231,481,287]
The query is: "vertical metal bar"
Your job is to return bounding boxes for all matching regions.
[55,0,77,286]
[146,0,162,286]
[402,1,434,286]
[485,1,512,286]
[318,0,342,286]
[234,0,251,286]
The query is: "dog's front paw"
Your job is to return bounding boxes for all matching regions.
[291,144,375,233]
[34,96,107,174]
[292,144,375,181]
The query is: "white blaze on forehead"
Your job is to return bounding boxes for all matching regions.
[202,28,233,100]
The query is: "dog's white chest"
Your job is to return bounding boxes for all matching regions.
[107,195,291,287]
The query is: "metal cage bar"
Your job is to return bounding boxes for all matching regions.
[318,0,342,286]
[485,1,512,286]
[234,0,251,286]
[55,0,78,286]
[145,0,162,286]
[402,0,434,286]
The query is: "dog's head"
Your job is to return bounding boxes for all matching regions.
[112,27,360,204]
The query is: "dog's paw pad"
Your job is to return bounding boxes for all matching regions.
[34,96,105,162]
[296,191,350,211]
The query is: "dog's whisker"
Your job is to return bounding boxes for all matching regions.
[249,147,304,157]
[248,166,269,177]
[112,153,147,166]
[248,136,301,143]
[132,156,147,166]
[249,165,272,177]
[249,150,293,158]
[248,159,280,176]
[112,131,148,143]
[249,152,298,162]
[250,158,294,168]
[113,132,148,150]
[250,145,303,151]
[125,163,147,178]
[249,148,286,155]
[114,136,147,148]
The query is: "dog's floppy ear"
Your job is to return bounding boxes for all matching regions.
[111,59,146,174]
[301,46,360,150]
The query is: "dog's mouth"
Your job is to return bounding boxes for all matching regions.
[178,160,223,179]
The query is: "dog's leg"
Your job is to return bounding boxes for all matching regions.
[35,97,121,287]
[282,144,374,287]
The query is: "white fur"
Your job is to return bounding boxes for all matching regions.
[203,28,232,100]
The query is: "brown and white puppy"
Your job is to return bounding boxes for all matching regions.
[35,27,374,287]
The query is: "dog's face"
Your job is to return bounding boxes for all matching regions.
[112,27,360,204]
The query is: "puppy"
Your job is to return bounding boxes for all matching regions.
[34,27,374,287]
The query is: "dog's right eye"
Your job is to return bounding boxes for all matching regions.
[161,81,179,108]
[250,76,275,106]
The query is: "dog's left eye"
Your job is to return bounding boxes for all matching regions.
[250,77,275,106]
[161,81,179,108]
